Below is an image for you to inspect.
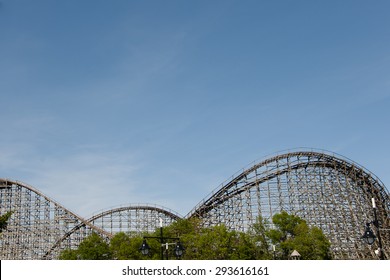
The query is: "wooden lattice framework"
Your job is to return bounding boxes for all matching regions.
[42,204,181,259]
[187,150,390,259]
[1,150,389,259]
[0,179,111,260]
[0,179,181,259]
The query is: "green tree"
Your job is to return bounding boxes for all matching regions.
[58,213,331,260]
[265,211,331,260]
[164,219,264,260]
[58,248,79,260]
[249,216,273,259]
[197,224,237,259]
[0,211,13,233]
[110,232,146,260]
[59,232,111,260]
[110,232,132,260]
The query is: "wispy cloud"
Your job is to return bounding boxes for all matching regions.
[1,143,145,217]
[0,115,144,217]
[33,151,143,216]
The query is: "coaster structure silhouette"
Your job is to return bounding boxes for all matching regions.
[1,149,389,259]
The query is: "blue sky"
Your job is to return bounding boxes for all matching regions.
[1,0,389,217]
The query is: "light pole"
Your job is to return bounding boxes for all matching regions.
[272,245,276,260]
[361,198,384,260]
[139,218,185,260]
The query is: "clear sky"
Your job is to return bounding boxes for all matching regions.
[1,0,389,218]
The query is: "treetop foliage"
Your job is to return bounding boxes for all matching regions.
[59,212,332,260]
[0,211,13,233]
[266,211,332,260]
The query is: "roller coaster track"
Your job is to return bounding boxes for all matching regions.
[186,150,390,259]
[1,149,389,259]
[0,179,112,260]
[42,204,182,259]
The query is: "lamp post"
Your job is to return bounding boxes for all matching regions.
[272,245,276,260]
[361,198,384,260]
[362,223,376,245]
[139,218,184,260]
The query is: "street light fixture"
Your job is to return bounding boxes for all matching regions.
[139,218,185,259]
[361,198,384,260]
[174,241,185,258]
[139,239,151,256]
[361,223,376,245]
